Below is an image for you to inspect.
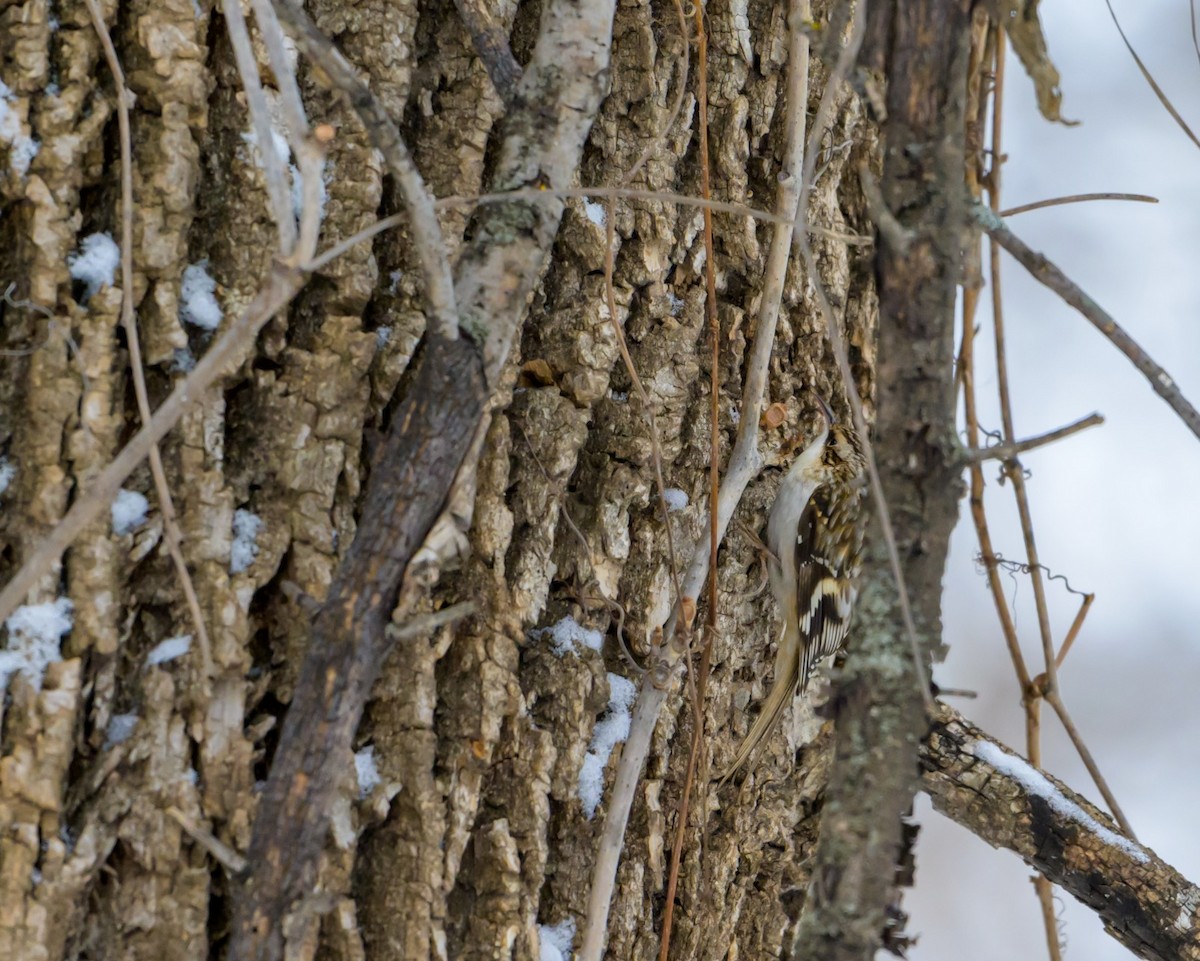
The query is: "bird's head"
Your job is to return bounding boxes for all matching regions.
[789,394,865,487]
[822,423,866,485]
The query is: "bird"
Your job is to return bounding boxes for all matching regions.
[720,398,867,781]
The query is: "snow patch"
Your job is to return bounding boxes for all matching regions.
[180,261,222,331]
[104,713,138,748]
[0,457,14,496]
[0,597,73,691]
[972,740,1148,863]
[146,634,192,667]
[355,746,381,797]
[662,488,688,512]
[111,488,149,535]
[534,616,603,658]
[68,233,120,300]
[583,200,606,227]
[241,128,327,224]
[230,508,262,574]
[0,79,40,176]
[241,127,290,170]
[578,672,637,819]
[538,918,577,961]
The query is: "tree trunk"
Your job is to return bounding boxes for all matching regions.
[0,1,1041,960]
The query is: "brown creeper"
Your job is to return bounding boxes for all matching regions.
[722,401,867,779]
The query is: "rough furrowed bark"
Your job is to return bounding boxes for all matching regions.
[229,1,618,958]
[229,333,489,961]
[0,2,878,961]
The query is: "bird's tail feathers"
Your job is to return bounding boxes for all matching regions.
[718,641,799,784]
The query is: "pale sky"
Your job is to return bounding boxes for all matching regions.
[908,3,1200,960]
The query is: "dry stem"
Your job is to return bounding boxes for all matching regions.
[304,185,872,272]
[83,0,216,678]
[250,0,325,259]
[960,27,1136,959]
[221,0,296,251]
[657,1,728,955]
[999,192,1157,217]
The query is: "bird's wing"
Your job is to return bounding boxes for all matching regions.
[793,494,858,689]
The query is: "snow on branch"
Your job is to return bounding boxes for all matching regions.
[922,703,1200,961]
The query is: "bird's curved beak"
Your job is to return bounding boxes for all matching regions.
[812,392,836,427]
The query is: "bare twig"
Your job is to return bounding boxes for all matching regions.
[1054,592,1093,669]
[579,1,816,954]
[974,203,1200,443]
[959,283,1032,695]
[270,0,458,337]
[857,161,912,253]
[384,601,476,642]
[0,286,88,385]
[303,185,872,272]
[657,0,723,954]
[976,38,1136,927]
[999,192,1157,217]
[1192,0,1200,73]
[250,0,325,260]
[1044,689,1135,837]
[990,215,1062,738]
[962,412,1103,463]
[969,20,1037,706]
[1103,0,1200,151]
[166,806,248,874]
[960,34,1063,953]
[83,0,215,678]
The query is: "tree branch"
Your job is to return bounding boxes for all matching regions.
[972,202,1200,442]
[962,411,1104,463]
[226,3,617,958]
[452,0,523,108]
[923,704,1200,961]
